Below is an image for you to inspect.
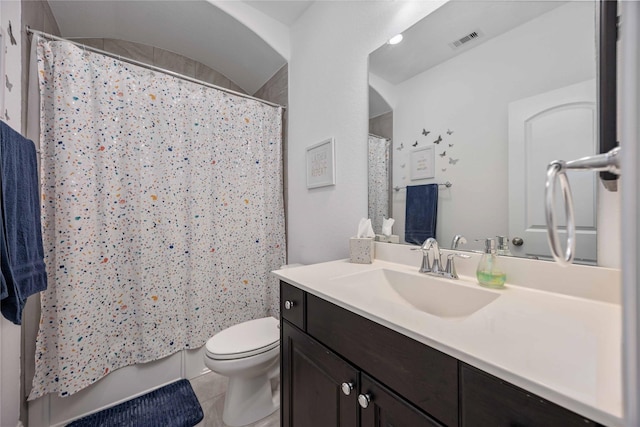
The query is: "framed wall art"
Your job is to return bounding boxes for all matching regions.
[306,138,336,189]
[410,146,435,180]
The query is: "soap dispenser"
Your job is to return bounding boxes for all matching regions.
[496,236,511,256]
[476,238,506,288]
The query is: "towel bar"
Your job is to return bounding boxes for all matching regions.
[394,182,452,192]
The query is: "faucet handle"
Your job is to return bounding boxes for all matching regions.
[412,247,432,273]
[444,253,471,279]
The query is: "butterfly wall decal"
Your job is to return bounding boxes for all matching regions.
[449,157,459,165]
[447,129,454,135]
[396,143,404,151]
[412,141,418,147]
[422,129,430,136]
[400,164,406,168]
[449,143,454,147]
[442,168,447,172]
[439,151,446,157]
[434,135,442,144]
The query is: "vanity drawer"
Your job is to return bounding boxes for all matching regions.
[280,281,305,330]
[460,363,603,427]
[306,294,458,427]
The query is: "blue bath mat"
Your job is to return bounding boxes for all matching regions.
[67,379,204,427]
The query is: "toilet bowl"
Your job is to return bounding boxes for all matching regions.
[204,316,280,427]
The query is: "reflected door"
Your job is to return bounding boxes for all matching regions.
[508,80,597,263]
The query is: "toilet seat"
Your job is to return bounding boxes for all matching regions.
[206,317,279,360]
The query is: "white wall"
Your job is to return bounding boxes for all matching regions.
[390,2,598,252]
[287,1,445,264]
[1,1,24,426]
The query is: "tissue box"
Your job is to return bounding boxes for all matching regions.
[349,237,375,264]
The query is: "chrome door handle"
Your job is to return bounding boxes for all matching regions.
[358,393,371,409]
[341,382,354,396]
[283,300,295,310]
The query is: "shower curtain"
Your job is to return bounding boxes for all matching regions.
[368,135,390,235]
[29,38,285,399]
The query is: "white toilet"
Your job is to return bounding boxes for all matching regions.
[204,316,280,427]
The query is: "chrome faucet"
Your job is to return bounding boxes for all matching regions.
[419,237,470,279]
[451,234,467,250]
[419,238,443,274]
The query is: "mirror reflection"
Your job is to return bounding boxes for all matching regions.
[368,0,600,264]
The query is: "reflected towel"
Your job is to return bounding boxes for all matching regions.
[405,184,438,245]
[1,121,48,325]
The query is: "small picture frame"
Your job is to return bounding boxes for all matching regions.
[410,147,435,180]
[306,138,336,189]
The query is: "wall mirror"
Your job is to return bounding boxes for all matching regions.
[368,0,613,265]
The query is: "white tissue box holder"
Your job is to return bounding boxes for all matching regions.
[349,237,375,264]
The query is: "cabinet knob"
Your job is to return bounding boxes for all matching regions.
[512,237,524,246]
[341,382,354,396]
[357,393,371,409]
[284,300,295,310]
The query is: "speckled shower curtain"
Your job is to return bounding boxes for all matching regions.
[29,39,285,400]
[368,135,390,235]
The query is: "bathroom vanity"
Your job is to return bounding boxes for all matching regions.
[273,246,621,427]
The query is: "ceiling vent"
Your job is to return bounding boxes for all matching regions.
[449,29,484,49]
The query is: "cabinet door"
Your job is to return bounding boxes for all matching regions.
[307,294,458,426]
[360,374,443,427]
[281,320,359,427]
[460,363,603,427]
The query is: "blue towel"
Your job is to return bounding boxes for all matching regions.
[1,121,48,325]
[405,184,438,245]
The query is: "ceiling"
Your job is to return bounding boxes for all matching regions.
[245,0,313,26]
[48,1,313,95]
[368,1,568,117]
[370,1,567,85]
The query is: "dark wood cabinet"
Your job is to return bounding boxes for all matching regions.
[306,294,458,426]
[281,321,358,427]
[280,282,305,330]
[281,318,443,427]
[459,363,603,427]
[280,281,604,427]
[360,373,443,427]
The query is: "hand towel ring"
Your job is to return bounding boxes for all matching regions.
[544,146,621,266]
[545,162,576,266]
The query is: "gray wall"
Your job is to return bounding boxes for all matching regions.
[253,65,289,249]
[369,111,392,140]
[73,38,247,95]
[21,0,61,134]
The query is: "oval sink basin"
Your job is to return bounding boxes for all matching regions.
[331,268,500,318]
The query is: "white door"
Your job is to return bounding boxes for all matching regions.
[508,80,597,263]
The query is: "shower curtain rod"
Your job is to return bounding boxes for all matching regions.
[26,26,287,110]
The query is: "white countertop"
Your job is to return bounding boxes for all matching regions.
[273,255,622,427]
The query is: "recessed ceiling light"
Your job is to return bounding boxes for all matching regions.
[388,34,403,45]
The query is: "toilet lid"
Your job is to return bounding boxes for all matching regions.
[206,317,279,360]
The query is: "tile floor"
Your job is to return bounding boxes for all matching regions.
[191,371,280,427]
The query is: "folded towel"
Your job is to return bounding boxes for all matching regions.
[405,184,438,245]
[1,121,48,325]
